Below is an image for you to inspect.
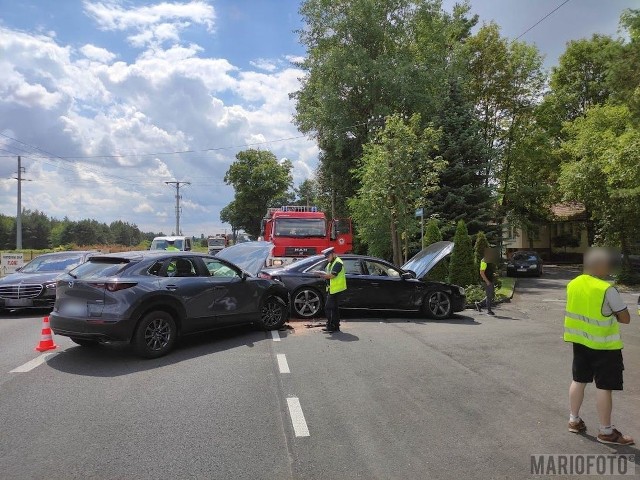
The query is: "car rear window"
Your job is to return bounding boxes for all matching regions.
[69,259,131,279]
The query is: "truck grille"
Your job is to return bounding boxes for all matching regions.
[284,247,317,256]
[0,284,44,299]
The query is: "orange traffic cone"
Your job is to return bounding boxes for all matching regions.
[35,316,57,352]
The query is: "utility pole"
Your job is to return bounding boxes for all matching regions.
[165,181,190,235]
[14,156,31,250]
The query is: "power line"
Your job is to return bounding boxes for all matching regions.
[516,0,571,40]
[0,121,368,160]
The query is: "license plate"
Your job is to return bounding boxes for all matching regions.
[5,298,32,307]
[61,302,87,317]
[517,268,527,272]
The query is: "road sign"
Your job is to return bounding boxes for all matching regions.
[1,253,24,276]
[415,208,424,217]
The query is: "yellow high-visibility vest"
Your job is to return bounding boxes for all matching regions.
[326,257,347,294]
[564,274,623,350]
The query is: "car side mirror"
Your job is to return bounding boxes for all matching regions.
[401,272,414,280]
[15,267,22,272]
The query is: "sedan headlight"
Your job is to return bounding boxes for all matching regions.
[45,282,57,289]
[458,286,465,295]
[529,264,538,269]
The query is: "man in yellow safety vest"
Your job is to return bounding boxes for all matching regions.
[565,248,634,445]
[314,247,347,333]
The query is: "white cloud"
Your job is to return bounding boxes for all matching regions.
[249,58,277,72]
[0,11,317,235]
[80,43,116,63]
[83,0,215,47]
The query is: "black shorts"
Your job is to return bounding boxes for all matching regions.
[572,343,624,390]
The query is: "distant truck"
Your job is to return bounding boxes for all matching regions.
[150,236,192,251]
[207,235,228,255]
[261,206,353,266]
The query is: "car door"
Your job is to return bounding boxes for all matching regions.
[339,257,368,308]
[361,260,419,310]
[198,257,261,326]
[155,256,217,333]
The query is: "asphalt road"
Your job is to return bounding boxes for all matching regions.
[0,266,639,479]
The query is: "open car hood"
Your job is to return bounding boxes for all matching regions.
[215,241,273,277]
[401,241,454,280]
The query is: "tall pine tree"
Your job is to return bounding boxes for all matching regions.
[430,79,493,239]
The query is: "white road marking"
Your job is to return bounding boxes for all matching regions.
[286,397,310,437]
[276,354,290,373]
[271,330,281,342]
[10,353,57,373]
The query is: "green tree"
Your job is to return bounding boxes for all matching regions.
[294,0,477,217]
[430,78,493,239]
[558,104,640,281]
[0,214,15,249]
[541,35,623,137]
[464,23,546,238]
[349,114,446,265]
[294,178,319,207]
[21,210,51,249]
[473,231,489,283]
[423,219,448,281]
[448,220,475,287]
[608,9,640,117]
[222,149,293,238]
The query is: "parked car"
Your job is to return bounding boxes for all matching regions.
[50,245,289,358]
[258,241,466,320]
[506,251,543,277]
[150,235,192,251]
[0,251,96,312]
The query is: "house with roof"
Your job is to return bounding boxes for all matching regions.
[503,202,590,260]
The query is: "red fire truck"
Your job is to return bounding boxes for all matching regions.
[261,206,353,266]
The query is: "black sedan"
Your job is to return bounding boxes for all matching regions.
[0,251,96,312]
[506,251,543,277]
[257,242,466,320]
[50,244,289,358]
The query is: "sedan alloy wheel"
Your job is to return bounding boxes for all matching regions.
[426,291,452,319]
[293,288,322,318]
[261,297,286,330]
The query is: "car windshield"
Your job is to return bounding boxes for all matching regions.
[69,258,130,279]
[513,253,538,262]
[208,238,225,246]
[151,239,184,250]
[20,254,84,273]
[274,218,326,238]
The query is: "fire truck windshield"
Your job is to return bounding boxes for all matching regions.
[274,218,326,238]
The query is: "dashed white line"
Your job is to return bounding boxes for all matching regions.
[286,397,310,437]
[276,354,290,373]
[10,353,57,373]
[271,330,281,341]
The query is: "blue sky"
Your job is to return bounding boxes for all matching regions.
[0,0,635,236]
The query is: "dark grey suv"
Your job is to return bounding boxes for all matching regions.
[50,244,289,358]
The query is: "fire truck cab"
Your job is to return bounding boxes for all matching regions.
[261,206,353,266]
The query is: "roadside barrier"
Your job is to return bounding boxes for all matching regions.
[35,316,58,352]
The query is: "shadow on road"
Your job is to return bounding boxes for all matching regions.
[326,331,359,342]
[46,325,267,377]
[322,311,482,325]
[576,432,640,465]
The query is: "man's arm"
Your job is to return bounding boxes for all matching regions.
[605,287,631,324]
[615,309,631,324]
